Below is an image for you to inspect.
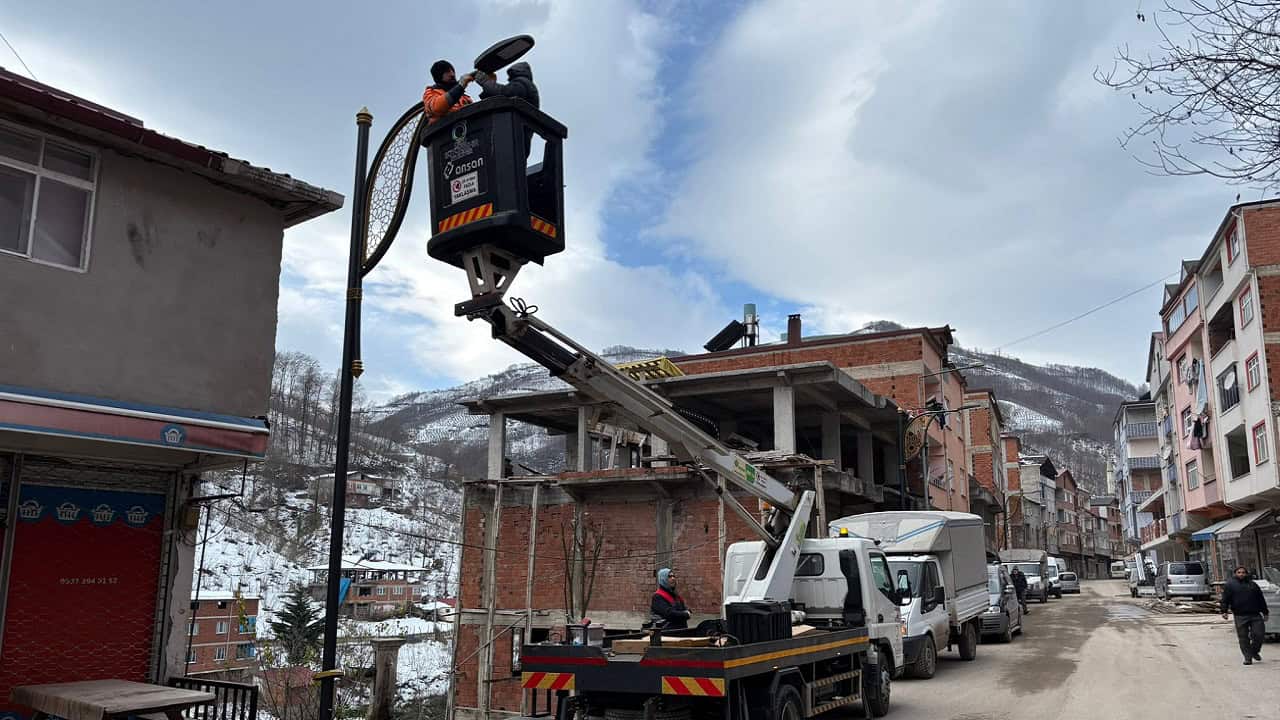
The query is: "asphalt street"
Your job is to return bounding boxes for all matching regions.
[882,579,1278,720]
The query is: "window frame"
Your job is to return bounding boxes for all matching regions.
[187,649,197,664]
[214,646,227,662]
[795,553,826,577]
[1253,421,1269,465]
[1247,352,1262,392]
[1239,288,1255,328]
[189,621,199,636]
[1180,407,1192,437]
[1186,459,1199,490]
[1227,222,1241,265]
[376,586,387,596]
[0,120,99,272]
[215,620,228,635]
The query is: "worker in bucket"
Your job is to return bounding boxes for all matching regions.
[651,568,692,630]
[423,60,474,124]
[475,62,540,108]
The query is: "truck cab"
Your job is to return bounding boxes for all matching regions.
[725,537,905,678]
[886,554,952,677]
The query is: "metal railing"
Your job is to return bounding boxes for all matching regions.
[168,677,258,720]
[1126,422,1158,438]
[1140,518,1169,545]
[1128,456,1161,470]
[1128,490,1154,505]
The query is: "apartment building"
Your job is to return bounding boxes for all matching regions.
[1113,400,1162,551]
[307,558,425,620]
[964,390,1007,552]
[187,592,258,679]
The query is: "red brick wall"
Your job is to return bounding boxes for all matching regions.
[971,453,995,494]
[674,337,923,377]
[1267,342,1280,404]
[1258,275,1280,335]
[1244,206,1280,267]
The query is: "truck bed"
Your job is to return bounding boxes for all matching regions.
[520,627,870,697]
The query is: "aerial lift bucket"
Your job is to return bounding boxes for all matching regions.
[423,97,567,301]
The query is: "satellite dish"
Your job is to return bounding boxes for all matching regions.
[1223,372,1237,390]
[903,415,930,461]
[474,35,535,74]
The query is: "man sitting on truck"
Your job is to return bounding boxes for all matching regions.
[651,568,692,630]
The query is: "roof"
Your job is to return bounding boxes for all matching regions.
[1196,198,1280,270]
[1159,265,1199,317]
[1214,508,1272,541]
[670,324,957,369]
[193,590,259,601]
[1113,399,1155,427]
[0,68,342,227]
[306,557,422,573]
[1145,332,1165,383]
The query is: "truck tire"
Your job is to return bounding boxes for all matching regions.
[958,622,978,661]
[862,649,891,718]
[771,683,803,720]
[999,615,1013,644]
[911,635,937,679]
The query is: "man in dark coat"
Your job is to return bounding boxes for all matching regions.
[651,568,691,630]
[475,62,539,108]
[1010,567,1029,614]
[1221,566,1270,665]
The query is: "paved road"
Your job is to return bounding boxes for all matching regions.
[884,579,1278,720]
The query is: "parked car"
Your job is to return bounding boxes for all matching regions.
[1154,561,1210,601]
[1045,559,1064,598]
[1002,561,1050,603]
[1058,571,1080,594]
[980,563,1022,643]
[1109,561,1127,579]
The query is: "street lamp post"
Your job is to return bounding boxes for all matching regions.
[911,362,984,510]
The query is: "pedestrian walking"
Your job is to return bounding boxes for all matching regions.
[1010,567,1029,615]
[1220,566,1270,665]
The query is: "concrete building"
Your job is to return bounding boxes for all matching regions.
[187,592,258,679]
[1139,331,1194,563]
[1113,400,1162,551]
[964,390,1007,553]
[1002,434,1040,548]
[314,470,394,509]
[307,558,426,620]
[1018,455,1059,554]
[0,70,339,712]
[1055,469,1084,572]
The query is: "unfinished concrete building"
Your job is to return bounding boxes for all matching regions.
[447,318,994,719]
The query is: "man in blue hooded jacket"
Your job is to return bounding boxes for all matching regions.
[651,568,691,630]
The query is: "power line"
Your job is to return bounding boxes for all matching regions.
[995,270,1179,352]
[0,30,37,81]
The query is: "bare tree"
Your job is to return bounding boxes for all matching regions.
[1098,1,1280,188]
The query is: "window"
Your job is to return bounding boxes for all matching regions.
[0,124,96,270]
[1240,289,1255,328]
[236,643,256,660]
[870,554,895,601]
[1218,365,1241,411]
[1186,460,1199,490]
[376,586,387,596]
[1247,353,1262,392]
[795,553,825,577]
[358,587,372,597]
[393,586,405,596]
[215,621,228,635]
[1227,426,1251,479]
[187,649,196,664]
[189,621,199,636]
[1185,284,1198,315]
[1253,422,1269,464]
[1228,223,1242,264]
[1181,407,1193,437]
[214,646,227,662]
[238,617,256,634]
[1170,562,1204,575]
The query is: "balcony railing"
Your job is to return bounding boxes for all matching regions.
[1161,416,1174,439]
[1128,456,1161,470]
[1126,422,1158,438]
[1128,490,1154,505]
[1140,518,1169,545]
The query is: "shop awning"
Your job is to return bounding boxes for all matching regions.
[1191,518,1234,542]
[1215,509,1273,541]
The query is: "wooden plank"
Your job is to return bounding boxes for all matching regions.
[610,636,716,654]
[13,680,214,720]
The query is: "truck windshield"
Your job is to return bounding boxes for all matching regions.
[888,561,921,597]
[1012,563,1040,577]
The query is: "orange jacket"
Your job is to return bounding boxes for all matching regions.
[423,84,472,124]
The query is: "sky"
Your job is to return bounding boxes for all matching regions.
[4,1,1256,399]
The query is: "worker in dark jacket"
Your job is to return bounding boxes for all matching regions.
[423,60,473,124]
[475,62,540,108]
[651,568,691,630]
[1221,566,1270,664]
[1010,567,1029,614]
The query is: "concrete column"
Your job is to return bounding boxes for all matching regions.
[856,432,874,483]
[650,435,670,468]
[487,412,507,480]
[576,407,590,471]
[773,385,796,454]
[821,413,842,471]
[478,484,503,718]
[881,443,897,488]
[367,638,406,720]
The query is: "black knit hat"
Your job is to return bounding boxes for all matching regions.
[431,60,454,84]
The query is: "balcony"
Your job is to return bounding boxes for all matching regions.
[1126,422,1158,439]
[1128,456,1160,470]
[1140,518,1169,545]
[1128,490,1154,506]
[1161,416,1174,439]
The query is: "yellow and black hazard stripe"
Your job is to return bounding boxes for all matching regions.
[437,203,494,234]
[521,671,575,691]
[661,676,725,697]
[530,214,558,238]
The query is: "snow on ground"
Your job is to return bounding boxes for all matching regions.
[342,617,441,638]
[999,401,1065,432]
[397,638,453,697]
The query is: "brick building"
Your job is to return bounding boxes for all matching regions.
[314,470,393,509]
[963,390,1006,552]
[307,558,425,619]
[186,591,258,678]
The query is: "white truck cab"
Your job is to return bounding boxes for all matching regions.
[725,537,905,677]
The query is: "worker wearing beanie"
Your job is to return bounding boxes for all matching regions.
[422,59,473,124]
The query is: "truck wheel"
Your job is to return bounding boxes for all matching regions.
[862,651,891,718]
[958,622,978,661]
[911,635,937,679]
[771,683,803,720]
